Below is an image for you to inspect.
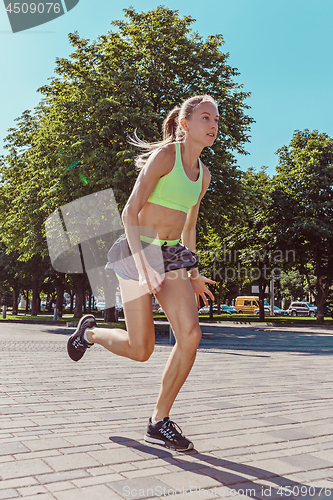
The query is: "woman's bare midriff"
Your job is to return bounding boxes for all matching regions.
[138,201,187,240]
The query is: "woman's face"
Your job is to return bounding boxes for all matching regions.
[182,101,219,146]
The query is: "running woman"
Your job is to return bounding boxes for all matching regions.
[67,94,218,451]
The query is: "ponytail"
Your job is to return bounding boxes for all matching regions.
[129,94,216,170]
[163,106,181,141]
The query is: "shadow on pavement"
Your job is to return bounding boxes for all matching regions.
[41,324,333,355]
[108,436,333,500]
[195,326,333,355]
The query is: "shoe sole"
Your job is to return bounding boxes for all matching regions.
[67,314,96,362]
[144,434,194,451]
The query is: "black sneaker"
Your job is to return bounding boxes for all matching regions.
[144,417,194,451]
[67,314,96,362]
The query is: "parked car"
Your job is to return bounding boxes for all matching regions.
[254,305,288,316]
[198,306,210,314]
[215,304,238,314]
[288,302,316,317]
[305,302,317,314]
[198,304,238,315]
[96,302,105,311]
[274,306,289,316]
[157,307,165,314]
[254,306,271,315]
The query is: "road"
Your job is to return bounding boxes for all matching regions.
[0,322,333,499]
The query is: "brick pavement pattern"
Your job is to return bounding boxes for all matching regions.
[0,322,333,499]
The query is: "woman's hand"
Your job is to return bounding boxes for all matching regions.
[188,271,216,307]
[138,266,164,295]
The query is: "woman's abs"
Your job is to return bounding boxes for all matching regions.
[138,202,187,240]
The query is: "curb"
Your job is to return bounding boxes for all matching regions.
[0,318,65,325]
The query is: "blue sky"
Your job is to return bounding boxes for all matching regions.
[1,0,333,174]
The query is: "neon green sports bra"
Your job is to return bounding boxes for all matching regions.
[147,142,203,214]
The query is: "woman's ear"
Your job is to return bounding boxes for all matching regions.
[180,117,188,131]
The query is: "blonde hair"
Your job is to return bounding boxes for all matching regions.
[129,94,217,169]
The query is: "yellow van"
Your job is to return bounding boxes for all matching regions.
[235,296,259,314]
[235,296,269,314]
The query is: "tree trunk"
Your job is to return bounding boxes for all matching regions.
[69,291,74,314]
[216,285,221,314]
[104,306,116,322]
[209,297,213,319]
[209,283,216,317]
[25,291,30,314]
[56,272,66,318]
[31,281,39,316]
[12,287,20,315]
[100,269,118,322]
[46,293,53,312]
[316,278,325,323]
[315,271,333,323]
[74,274,85,318]
[56,287,64,318]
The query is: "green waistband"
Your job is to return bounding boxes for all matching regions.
[140,235,180,247]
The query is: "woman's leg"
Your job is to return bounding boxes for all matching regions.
[153,268,201,420]
[86,279,155,362]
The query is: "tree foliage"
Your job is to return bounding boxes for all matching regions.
[270,129,333,321]
[279,268,315,306]
[221,168,276,319]
[0,6,253,257]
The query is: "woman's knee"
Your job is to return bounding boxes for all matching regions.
[175,325,202,350]
[127,324,155,362]
[130,342,154,362]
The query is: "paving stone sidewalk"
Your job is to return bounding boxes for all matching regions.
[0,322,333,500]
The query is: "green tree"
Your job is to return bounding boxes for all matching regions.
[270,129,333,322]
[222,168,278,320]
[280,268,315,307]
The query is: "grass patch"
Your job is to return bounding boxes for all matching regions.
[1,312,168,331]
[155,310,333,325]
[197,313,333,325]
[3,311,333,327]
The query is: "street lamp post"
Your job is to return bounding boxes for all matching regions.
[270,278,274,316]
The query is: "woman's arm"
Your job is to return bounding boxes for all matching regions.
[181,165,216,305]
[181,165,211,252]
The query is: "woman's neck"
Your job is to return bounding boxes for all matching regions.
[180,140,203,171]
